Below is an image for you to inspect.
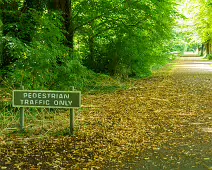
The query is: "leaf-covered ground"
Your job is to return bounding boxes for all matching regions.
[0,57,212,169]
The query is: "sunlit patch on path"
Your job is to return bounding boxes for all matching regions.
[202,128,212,133]
[173,57,212,73]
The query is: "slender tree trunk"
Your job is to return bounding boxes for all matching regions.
[201,44,204,56]
[206,42,210,55]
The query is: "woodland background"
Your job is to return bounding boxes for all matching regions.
[1,0,212,90]
[0,0,180,91]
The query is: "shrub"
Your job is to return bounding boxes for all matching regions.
[207,54,212,60]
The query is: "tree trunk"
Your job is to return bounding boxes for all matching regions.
[209,41,212,54]
[200,44,204,56]
[52,0,74,50]
[206,42,210,55]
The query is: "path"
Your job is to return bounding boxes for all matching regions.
[120,56,212,169]
[173,56,212,73]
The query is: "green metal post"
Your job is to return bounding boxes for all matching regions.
[70,86,74,136]
[20,85,25,132]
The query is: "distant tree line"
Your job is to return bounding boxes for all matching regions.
[194,0,212,58]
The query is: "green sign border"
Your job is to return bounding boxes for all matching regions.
[13,90,81,108]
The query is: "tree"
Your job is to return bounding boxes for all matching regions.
[48,0,73,50]
[194,0,212,56]
[0,0,180,89]
[73,0,178,76]
[0,0,72,89]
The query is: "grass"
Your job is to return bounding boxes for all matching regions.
[0,72,133,137]
[0,60,173,137]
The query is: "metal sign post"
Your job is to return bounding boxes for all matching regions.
[20,86,25,132]
[70,86,74,136]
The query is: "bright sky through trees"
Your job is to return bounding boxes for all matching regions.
[178,0,212,55]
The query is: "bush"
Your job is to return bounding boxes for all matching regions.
[0,10,69,90]
[207,54,212,60]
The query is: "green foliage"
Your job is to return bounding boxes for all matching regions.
[1,9,68,89]
[207,54,212,60]
[1,0,179,90]
[0,17,3,67]
[75,0,178,77]
[195,0,212,44]
[170,31,186,53]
